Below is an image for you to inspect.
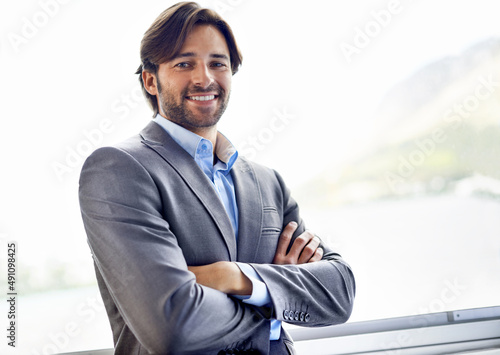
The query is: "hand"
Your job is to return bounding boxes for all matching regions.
[188,261,252,296]
[272,221,323,265]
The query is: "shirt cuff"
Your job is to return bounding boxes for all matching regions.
[234,263,282,341]
[233,262,272,307]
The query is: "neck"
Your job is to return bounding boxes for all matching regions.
[159,113,218,151]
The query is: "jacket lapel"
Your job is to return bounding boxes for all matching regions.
[231,158,264,263]
[140,121,237,261]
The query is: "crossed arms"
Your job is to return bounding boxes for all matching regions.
[188,221,324,295]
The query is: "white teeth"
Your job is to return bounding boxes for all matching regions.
[189,95,215,101]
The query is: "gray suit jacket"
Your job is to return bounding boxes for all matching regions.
[79,121,355,355]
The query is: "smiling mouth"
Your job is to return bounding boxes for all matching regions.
[186,95,217,101]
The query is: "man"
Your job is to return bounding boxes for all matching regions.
[79,2,355,354]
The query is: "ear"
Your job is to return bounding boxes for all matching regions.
[142,70,158,96]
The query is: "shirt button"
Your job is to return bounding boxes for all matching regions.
[201,144,208,150]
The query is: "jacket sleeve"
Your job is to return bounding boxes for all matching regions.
[249,170,356,327]
[79,146,271,354]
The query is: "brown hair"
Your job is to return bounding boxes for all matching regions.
[136,2,243,116]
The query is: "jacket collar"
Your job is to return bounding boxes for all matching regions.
[140,121,238,260]
[139,121,264,262]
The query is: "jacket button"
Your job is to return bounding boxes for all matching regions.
[294,311,300,321]
[305,313,311,322]
[283,310,288,320]
[299,312,305,322]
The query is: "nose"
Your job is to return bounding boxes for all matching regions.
[191,64,214,88]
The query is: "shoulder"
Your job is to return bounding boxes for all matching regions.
[82,121,168,168]
[79,123,160,188]
[82,135,144,168]
[235,157,289,192]
[236,156,277,178]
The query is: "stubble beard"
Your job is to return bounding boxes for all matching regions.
[157,79,230,131]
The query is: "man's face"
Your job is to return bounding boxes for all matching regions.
[153,25,232,131]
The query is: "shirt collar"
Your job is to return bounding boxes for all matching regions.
[153,114,238,170]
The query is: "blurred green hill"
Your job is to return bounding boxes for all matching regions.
[296,38,500,207]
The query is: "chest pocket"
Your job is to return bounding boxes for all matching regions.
[262,206,282,234]
[256,206,282,262]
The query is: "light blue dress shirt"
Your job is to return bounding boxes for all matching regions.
[153,115,281,340]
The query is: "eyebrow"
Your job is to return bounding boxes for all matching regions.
[174,52,229,60]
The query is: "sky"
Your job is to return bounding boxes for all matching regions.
[0,0,499,305]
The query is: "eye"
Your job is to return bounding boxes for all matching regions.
[174,62,191,69]
[211,62,228,69]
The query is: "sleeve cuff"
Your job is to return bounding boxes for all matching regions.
[233,262,272,307]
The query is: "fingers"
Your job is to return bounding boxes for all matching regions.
[308,246,323,263]
[273,221,298,264]
[273,222,324,265]
[297,234,321,264]
[286,230,315,263]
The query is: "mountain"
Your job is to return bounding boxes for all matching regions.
[295,38,500,207]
